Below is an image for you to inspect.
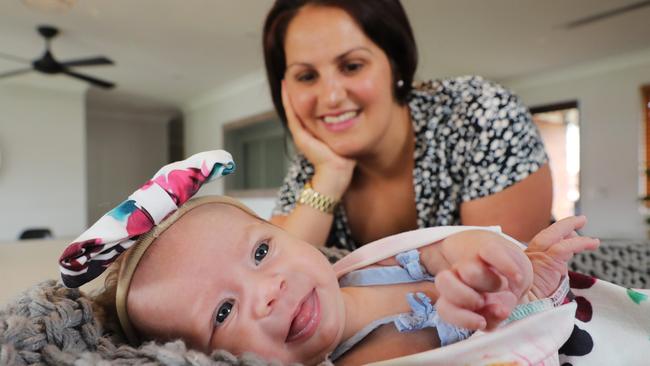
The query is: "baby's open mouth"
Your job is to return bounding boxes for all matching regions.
[286,289,320,343]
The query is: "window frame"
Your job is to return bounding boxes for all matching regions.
[223,111,290,198]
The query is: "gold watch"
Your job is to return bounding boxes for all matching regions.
[298,182,339,214]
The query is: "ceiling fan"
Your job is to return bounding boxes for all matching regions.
[565,0,650,28]
[0,25,115,89]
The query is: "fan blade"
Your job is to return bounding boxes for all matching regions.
[0,68,33,78]
[61,69,115,89]
[0,52,31,64]
[566,0,650,28]
[60,56,114,67]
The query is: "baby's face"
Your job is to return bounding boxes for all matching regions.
[127,203,345,365]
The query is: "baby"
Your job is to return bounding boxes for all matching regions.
[59,151,598,365]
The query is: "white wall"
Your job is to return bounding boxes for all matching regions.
[0,80,86,242]
[183,70,277,217]
[502,48,650,239]
[86,93,174,223]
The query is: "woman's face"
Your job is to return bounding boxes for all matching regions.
[127,203,345,365]
[283,5,401,158]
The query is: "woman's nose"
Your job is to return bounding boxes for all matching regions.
[320,74,346,108]
[253,275,287,318]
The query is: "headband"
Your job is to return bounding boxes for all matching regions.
[59,150,235,288]
[115,195,257,344]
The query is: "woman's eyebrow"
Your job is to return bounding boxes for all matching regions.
[286,46,373,70]
[334,46,373,61]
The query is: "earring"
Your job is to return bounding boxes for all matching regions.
[396,79,404,88]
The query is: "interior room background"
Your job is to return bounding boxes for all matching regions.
[1,0,650,243]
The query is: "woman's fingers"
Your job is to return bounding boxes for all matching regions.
[281,81,311,145]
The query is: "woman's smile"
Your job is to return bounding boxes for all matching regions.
[320,109,361,132]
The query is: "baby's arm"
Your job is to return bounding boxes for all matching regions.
[525,216,600,300]
[419,230,534,331]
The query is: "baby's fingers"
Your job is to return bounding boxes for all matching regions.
[478,245,526,289]
[436,270,485,310]
[436,296,487,330]
[548,236,600,262]
[482,291,519,330]
[532,216,587,249]
[454,260,503,293]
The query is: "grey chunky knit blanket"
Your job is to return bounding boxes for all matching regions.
[0,280,303,366]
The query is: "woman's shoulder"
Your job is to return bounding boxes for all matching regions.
[409,76,527,131]
[411,75,515,103]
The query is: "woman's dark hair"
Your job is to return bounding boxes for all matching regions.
[263,0,418,125]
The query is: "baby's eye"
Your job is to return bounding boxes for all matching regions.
[254,242,269,265]
[215,301,233,325]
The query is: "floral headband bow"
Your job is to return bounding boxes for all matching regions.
[59,150,235,288]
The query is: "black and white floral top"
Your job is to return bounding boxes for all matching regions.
[273,76,548,250]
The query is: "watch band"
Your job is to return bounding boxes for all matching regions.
[298,182,339,214]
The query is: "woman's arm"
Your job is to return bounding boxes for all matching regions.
[460,163,553,243]
[269,171,344,246]
[270,84,355,246]
[452,78,552,243]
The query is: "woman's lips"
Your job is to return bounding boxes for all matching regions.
[320,110,360,132]
[286,289,320,343]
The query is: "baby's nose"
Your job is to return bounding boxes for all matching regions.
[254,275,287,318]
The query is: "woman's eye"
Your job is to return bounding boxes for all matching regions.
[342,62,363,74]
[296,71,316,83]
[254,242,269,264]
[215,301,233,325]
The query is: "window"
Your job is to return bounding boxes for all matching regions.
[224,113,292,195]
[531,101,580,220]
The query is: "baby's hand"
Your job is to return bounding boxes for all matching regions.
[434,236,532,331]
[525,216,599,299]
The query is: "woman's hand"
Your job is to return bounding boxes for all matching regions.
[282,81,355,197]
[424,231,534,331]
[525,216,600,299]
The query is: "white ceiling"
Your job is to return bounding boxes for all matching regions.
[1,0,649,109]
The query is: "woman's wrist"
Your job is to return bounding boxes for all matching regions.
[298,182,339,214]
[311,167,352,201]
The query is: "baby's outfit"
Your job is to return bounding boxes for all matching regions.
[329,248,563,362]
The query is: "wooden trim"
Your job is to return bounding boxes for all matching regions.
[222,110,278,131]
[642,85,650,199]
[530,101,579,115]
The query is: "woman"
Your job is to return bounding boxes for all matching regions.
[264,0,552,250]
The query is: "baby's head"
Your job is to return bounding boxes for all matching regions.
[120,196,345,364]
[59,151,345,365]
